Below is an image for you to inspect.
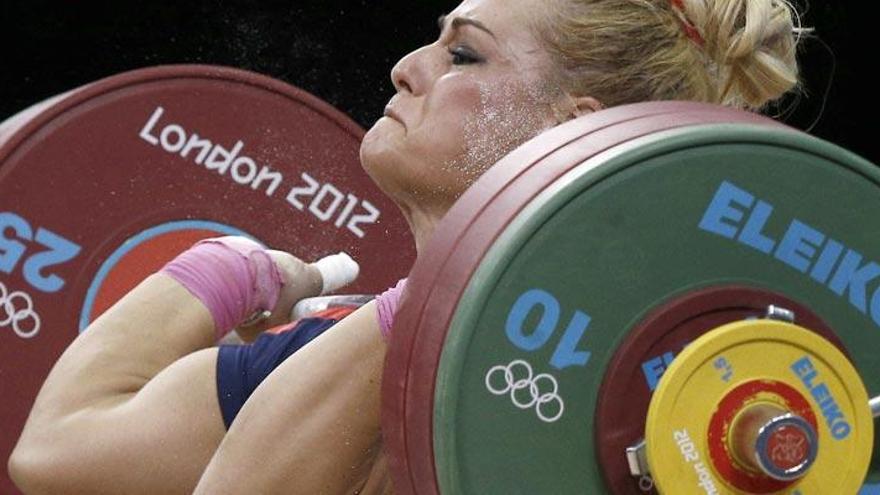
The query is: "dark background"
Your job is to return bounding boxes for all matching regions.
[0,0,873,164]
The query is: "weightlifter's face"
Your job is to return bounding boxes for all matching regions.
[361,0,561,215]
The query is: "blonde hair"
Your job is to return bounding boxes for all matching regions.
[537,0,811,113]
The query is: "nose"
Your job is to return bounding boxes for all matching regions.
[390,45,432,96]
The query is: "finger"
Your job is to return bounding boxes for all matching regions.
[312,252,360,294]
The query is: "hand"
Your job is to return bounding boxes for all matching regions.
[235,250,323,342]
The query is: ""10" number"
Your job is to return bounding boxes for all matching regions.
[0,212,82,293]
[286,173,380,239]
[505,289,592,370]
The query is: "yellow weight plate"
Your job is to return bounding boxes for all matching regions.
[645,320,873,494]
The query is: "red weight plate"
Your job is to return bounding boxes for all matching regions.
[0,65,414,493]
[594,286,845,495]
[0,88,79,145]
[382,101,793,494]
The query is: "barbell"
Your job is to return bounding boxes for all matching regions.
[2,66,879,494]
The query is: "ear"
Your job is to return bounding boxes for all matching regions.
[570,95,604,116]
[552,94,605,124]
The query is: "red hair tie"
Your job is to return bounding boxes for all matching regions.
[671,0,706,47]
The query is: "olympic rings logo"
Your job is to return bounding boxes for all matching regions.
[485,359,565,423]
[0,281,41,339]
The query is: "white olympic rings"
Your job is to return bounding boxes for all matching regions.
[485,359,565,423]
[0,281,41,339]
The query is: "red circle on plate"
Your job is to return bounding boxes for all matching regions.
[707,380,818,493]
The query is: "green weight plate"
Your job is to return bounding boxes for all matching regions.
[383,102,792,494]
[389,103,880,494]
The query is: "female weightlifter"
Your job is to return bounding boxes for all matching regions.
[9,0,807,493]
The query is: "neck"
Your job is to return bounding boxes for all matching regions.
[397,200,448,258]
[409,207,444,257]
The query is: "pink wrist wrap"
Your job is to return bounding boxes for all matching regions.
[376,278,407,340]
[160,236,284,340]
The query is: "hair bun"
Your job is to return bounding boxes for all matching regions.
[538,0,809,113]
[683,0,809,109]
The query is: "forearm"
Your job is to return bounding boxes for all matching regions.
[10,273,221,494]
[11,239,332,494]
[194,301,387,495]
[29,274,215,417]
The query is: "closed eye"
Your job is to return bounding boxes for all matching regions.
[449,46,483,65]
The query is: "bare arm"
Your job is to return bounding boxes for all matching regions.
[193,300,390,495]
[9,275,226,495]
[10,249,323,494]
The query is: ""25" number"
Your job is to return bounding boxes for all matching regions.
[0,212,82,293]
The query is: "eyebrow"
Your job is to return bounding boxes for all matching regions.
[437,14,497,39]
